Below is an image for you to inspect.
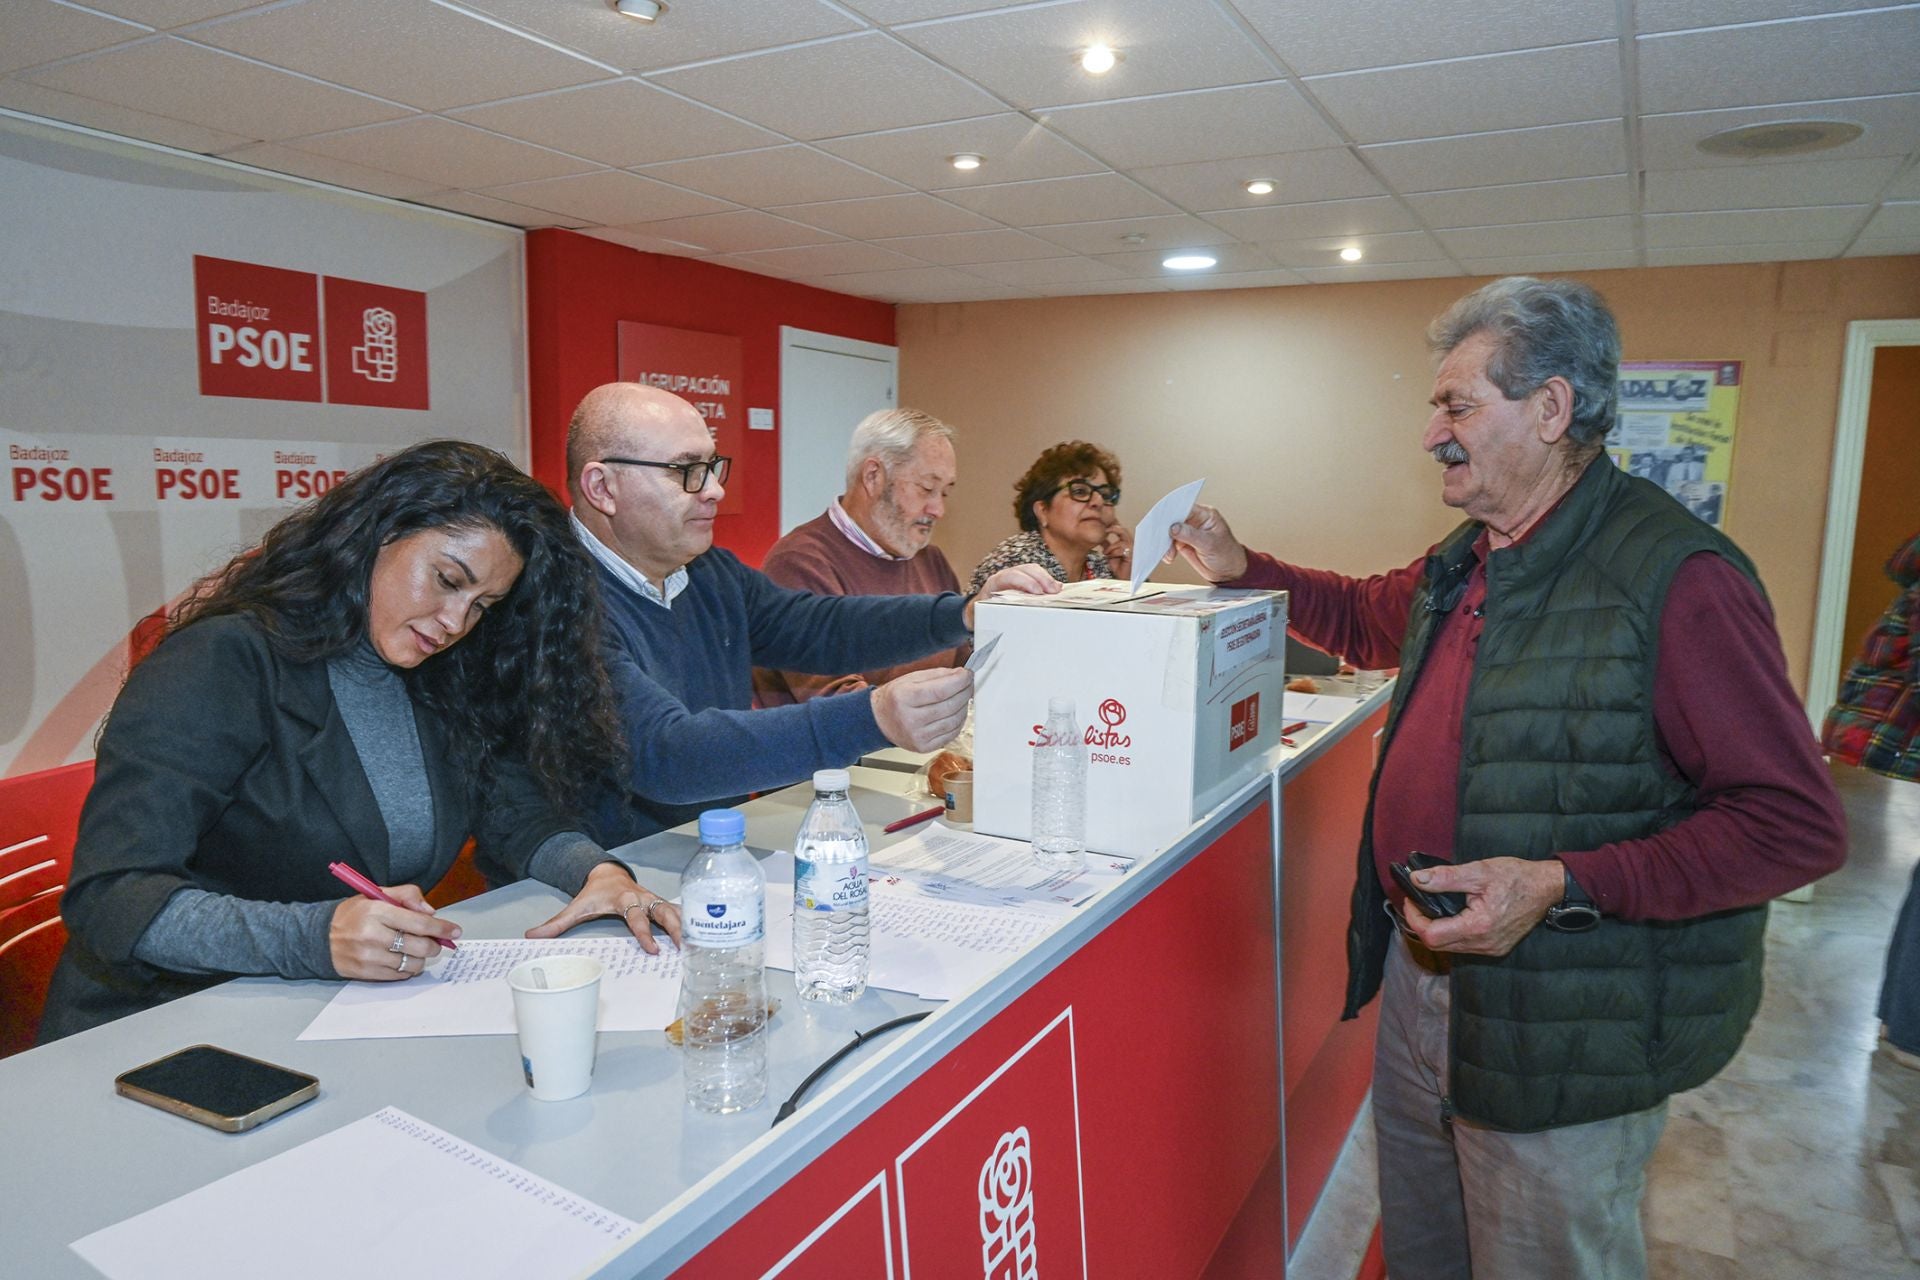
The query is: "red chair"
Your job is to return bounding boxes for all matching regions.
[0,761,95,1057]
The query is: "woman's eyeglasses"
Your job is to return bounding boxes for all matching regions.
[599,455,732,493]
[1052,478,1120,506]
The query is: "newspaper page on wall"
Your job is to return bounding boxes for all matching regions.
[1605,361,1742,529]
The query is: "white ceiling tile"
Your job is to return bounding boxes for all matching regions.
[1039,82,1341,169]
[582,227,714,257]
[1459,249,1641,273]
[1858,201,1920,238]
[0,78,252,152]
[1261,229,1451,267]
[1886,163,1920,198]
[22,36,409,141]
[937,172,1177,224]
[1360,119,1628,192]
[896,0,1278,110]
[479,169,732,223]
[1233,0,1618,76]
[1131,147,1384,212]
[1636,0,1895,33]
[409,188,589,228]
[1,2,148,75]
[731,241,932,275]
[1643,205,1870,245]
[1030,277,1170,294]
[1644,155,1904,212]
[1025,214,1236,254]
[1305,42,1623,145]
[1638,10,1920,115]
[782,264,998,300]
[871,228,1072,264]
[216,142,441,198]
[769,193,997,238]
[1845,235,1920,256]
[1295,261,1468,283]
[1407,174,1633,226]
[1162,267,1307,290]
[650,33,1002,141]
[608,210,840,253]
[1090,243,1278,275]
[637,144,906,206]
[82,0,263,26]
[450,80,780,168]
[1201,195,1420,241]
[461,0,863,74]
[960,255,1131,284]
[1437,214,1635,258]
[853,0,1028,19]
[875,280,1040,302]
[190,0,610,113]
[1644,240,1844,264]
[703,252,808,279]
[816,114,1103,188]
[286,116,597,189]
[1639,94,1920,169]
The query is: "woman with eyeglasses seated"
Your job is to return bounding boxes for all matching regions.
[40,440,682,1041]
[969,441,1130,593]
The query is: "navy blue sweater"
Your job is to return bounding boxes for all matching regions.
[589,548,971,846]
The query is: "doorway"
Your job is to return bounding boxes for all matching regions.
[778,327,897,536]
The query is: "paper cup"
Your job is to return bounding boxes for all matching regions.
[507,954,604,1101]
[944,770,974,825]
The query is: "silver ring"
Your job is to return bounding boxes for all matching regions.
[388,932,406,954]
[622,899,646,918]
[394,951,410,973]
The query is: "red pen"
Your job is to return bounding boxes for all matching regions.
[1281,720,1310,735]
[883,805,947,834]
[327,861,457,950]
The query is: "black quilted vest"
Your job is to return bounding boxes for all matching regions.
[1341,458,1768,1131]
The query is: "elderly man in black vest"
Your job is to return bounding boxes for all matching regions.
[1169,277,1845,1280]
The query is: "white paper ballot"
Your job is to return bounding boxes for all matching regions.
[874,827,1134,912]
[1129,477,1206,596]
[71,1108,637,1280]
[1282,690,1363,723]
[298,937,681,1041]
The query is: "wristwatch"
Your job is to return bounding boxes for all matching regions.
[1544,866,1602,933]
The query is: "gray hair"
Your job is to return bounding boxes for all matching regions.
[1427,277,1620,447]
[845,408,954,488]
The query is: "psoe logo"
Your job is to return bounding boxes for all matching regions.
[979,1126,1037,1280]
[1229,692,1260,752]
[1086,697,1130,749]
[352,307,399,383]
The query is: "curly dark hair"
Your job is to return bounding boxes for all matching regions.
[168,440,623,812]
[1012,441,1123,533]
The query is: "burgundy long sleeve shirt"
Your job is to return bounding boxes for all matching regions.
[1234,532,1846,922]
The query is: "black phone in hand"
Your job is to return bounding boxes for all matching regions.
[1389,852,1467,920]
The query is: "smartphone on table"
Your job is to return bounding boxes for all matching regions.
[115,1045,319,1132]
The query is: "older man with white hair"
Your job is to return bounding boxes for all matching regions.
[756,408,968,705]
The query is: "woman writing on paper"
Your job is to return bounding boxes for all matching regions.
[969,441,1131,592]
[42,441,682,1041]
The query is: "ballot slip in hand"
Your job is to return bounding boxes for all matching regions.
[1129,478,1206,596]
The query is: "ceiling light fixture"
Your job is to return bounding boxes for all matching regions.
[1120,233,1148,246]
[1339,246,1363,262]
[949,153,983,171]
[1244,179,1275,196]
[1696,119,1863,158]
[1079,45,1121,74]
[611,0,665,20]
[1163,253,1216,271]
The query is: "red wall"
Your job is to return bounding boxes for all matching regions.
[525,229,897,565]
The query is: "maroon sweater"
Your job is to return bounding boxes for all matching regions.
[753,510,968,706]
[1234,533,1846,921]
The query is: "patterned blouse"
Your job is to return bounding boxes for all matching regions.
[1822,530,1920,781]
[969,530,1113,594]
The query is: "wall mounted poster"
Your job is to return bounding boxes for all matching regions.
[616,321,744,516]
[1605,361,1742,528]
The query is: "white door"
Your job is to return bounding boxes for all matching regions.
[779,327,898,535]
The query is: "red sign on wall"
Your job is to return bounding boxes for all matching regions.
[616,321,744,516]
[323,276,430,410]
[194,255,322,403]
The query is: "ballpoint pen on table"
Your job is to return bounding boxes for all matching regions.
[882,805,947,834]
[327,860,458,950]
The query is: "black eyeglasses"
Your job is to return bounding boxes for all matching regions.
[599,455,731,493]
[1051,478,1120,506]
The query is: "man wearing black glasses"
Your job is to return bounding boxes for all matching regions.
[565,382,1055,847]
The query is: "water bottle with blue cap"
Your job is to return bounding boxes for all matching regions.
[676,808,768,1113]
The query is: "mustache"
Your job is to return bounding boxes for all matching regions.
[1431,441,1469,466]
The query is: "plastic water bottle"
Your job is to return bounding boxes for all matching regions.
[677,809,768,1113]
[793,768,871,1004]
[1031,697,1087,872]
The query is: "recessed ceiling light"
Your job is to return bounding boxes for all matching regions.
[1696,120,1863,158]
[1163,254,1217,271]
[611,0,665,20]
[1244,179,1275,196]
[1120,232,1148,246]
[949,153,983,171]
[1339,246,1363,262]
[1078,45,1121,74]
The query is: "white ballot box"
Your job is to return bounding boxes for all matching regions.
[972,581,1287,857]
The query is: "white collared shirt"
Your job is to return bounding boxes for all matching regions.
[827,498,910,562]
[571,511,688,610]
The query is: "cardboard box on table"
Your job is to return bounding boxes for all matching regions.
[972,581,1288,857]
